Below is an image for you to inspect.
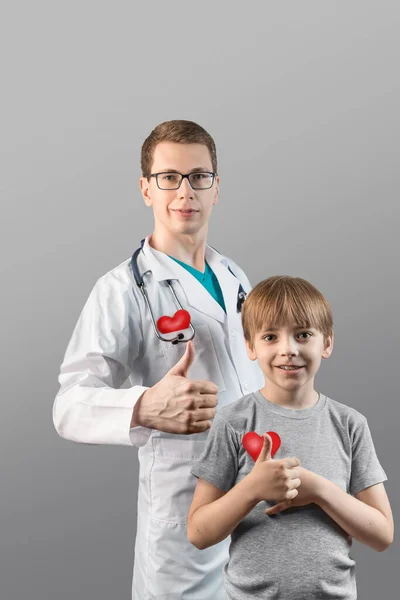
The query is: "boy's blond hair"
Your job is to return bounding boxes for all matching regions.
[242,276,333,348]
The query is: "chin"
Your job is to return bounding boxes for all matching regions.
[272,378,304,392]
[176,224,203,235]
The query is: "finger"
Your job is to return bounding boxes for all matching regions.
[198,380,219,394]
[265,502,284,516]
[184,380,219,395]
[288,467,301,480]
[167,340,195,377]
[282,456,301,469]
[284,488,299,501]
[265,499,292,515]
[194,394,218,408]
[265,506,276,516]
[195,408,216,422]
[288,477,301,490]
[190,419,213,433]
[255,433,272,463]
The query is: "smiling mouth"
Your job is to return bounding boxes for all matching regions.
[277,366,304,371]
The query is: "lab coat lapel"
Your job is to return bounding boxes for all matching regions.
[206,248,240,321]
[174,266,226,323]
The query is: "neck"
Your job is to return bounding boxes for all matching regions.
[149,227,208,271]
[260,379,319,410]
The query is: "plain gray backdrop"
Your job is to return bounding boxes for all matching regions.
[1,1,399,599]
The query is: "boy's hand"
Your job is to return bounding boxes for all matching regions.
[264,467,322,515]
[247,433,302,503]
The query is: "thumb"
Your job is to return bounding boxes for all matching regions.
[167,340,195,377]
[256,433,272,463]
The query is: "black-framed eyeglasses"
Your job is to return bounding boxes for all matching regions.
[150,171,216,190]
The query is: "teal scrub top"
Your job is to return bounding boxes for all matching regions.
[169,256,226,312]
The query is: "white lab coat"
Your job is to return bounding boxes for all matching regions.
[53,235,264,600]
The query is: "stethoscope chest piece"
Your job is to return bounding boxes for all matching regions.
[157,309,191,335]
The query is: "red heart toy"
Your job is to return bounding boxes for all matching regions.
[242,431,281,461]
[157,309,191,334]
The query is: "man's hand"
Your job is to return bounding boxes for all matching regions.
[130,340,218,434]
[264,466,322,515]
[246,434,302,504]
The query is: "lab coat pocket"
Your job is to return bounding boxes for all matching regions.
[161,324,226,392]
[150,437,206,524]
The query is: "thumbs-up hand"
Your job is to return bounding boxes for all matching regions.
[246,434,302,504]
[256,432,273,462]
[130,341,219,434]
[167,339,195,377]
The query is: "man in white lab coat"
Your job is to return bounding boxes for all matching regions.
[53,120,264,599]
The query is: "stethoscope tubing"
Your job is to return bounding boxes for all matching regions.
[139,277,195,345]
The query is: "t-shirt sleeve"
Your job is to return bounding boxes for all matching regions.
[349,417,387,496]
[190,412,239,492]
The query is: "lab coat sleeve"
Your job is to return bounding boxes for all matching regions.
[53,271,151,447]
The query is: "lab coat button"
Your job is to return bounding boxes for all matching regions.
[243,383,248,390]
[231,329,236,336]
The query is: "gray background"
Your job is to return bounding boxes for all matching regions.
[1,1,399,598]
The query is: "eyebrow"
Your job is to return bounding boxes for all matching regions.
[261,325,311,333]
[156,166,212,174]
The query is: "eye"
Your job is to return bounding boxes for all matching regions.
[263,334,277,342]
[297,332,312,340]
[192,173,206,180]
[162,174,179,181]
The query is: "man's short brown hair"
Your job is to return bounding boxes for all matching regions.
[141,120,217,178]
[242,276,333,348]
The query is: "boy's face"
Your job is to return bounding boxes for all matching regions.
[140,141,219,238]
[246,322,333,394]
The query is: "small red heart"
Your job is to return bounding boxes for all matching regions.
[157,309,191,334]
[242,431,281,461]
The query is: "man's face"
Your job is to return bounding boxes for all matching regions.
[140,142,219,237]
[246,323,333,395]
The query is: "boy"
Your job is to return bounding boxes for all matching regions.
[188,276,393,599]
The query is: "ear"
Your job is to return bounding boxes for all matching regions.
[245,339,257,361]
[212,175,220,206]
[140,176,153,207]
[321,331,334,359]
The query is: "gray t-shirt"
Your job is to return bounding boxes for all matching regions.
[190,391,387,600]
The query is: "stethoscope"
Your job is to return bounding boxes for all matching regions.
[131,240,247,345]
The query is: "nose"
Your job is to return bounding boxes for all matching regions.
[279,336,299,358]
[178,176,195,199]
